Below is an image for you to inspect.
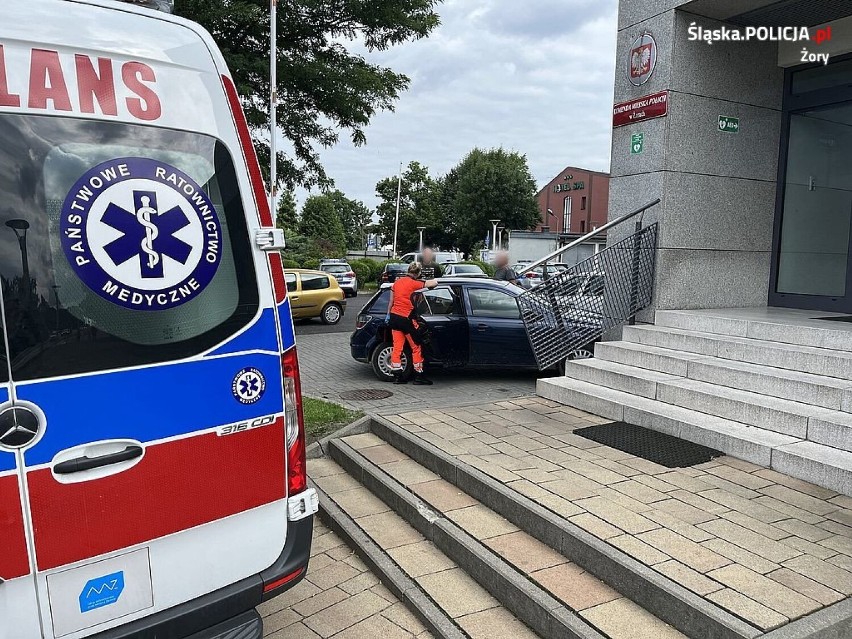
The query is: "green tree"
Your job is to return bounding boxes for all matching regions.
[440,148,539,255]
[174,0,441,191]
[299,195,346,258]
[326,191,374,250]
[275,191,299,234]
[375,162,446,254]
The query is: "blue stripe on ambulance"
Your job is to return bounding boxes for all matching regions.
[207,308,280,356]
[277,297,296,351]
[18,354,283,466]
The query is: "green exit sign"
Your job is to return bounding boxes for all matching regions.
[631,133,645,154]
[719,116,740,133]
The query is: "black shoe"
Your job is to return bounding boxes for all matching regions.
[393,373,407,385]
[413,374,433,386]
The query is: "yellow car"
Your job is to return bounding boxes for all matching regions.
[284,269,347,324]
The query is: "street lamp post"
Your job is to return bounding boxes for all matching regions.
[417,226,426,252]
[489,219,500,255]
[392,162,403,258]
[497,226,505,250]
[6,219,30,305]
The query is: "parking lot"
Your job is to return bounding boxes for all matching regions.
[294,294,542,414]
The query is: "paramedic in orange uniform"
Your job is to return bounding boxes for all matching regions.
[387,262,439,385]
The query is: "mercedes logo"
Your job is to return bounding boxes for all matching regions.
[0,406,41,449]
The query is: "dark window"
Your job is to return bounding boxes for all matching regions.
[367,290,390,315]
[416,288,460,316]
[0,114,258,381]
[580,220,586,233]
[468,288,520,319]
[285,273,297,292]
[581,197,587,211]
[301,274,330,291]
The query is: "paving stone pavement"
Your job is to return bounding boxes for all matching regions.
[298,332,539,413]
[259,520,434,639]
[383,397,852,633]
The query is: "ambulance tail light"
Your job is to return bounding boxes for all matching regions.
[282,347,307,495]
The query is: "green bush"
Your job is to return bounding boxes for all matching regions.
[281,258,300,269]
[350,259,377,284]
[302,257,320,271]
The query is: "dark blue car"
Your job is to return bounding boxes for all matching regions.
[350,278,597,381]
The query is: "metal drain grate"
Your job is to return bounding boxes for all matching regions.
[339,389,393,401]
[574,422,723,469]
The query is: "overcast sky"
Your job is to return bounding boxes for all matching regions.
[298,0,619,210]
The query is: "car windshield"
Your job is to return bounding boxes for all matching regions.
[453,265,484,274]
[323,264,350,274]
[387,264,407,272]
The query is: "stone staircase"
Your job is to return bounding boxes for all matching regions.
[538,308,852,495]
[308,421,727,639]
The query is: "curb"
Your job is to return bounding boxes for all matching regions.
[329,438,608,639]
[311,480,466,639]
[760,598,852,639]
[306,414,372,460]
[369,415,761,639]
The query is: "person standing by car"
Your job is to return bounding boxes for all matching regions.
[420,247,444,280]
[493,251,519,284]
[387,263,439,385]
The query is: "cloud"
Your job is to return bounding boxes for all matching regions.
[295,0,619,211]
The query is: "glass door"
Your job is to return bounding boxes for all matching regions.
[773,102,852,312]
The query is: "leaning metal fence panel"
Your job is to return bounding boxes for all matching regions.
[518,223,658,370]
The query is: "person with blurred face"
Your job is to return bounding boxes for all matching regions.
[493,251,519,285]
[419,247,443,280]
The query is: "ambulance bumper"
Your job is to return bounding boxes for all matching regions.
[91,515,314,639]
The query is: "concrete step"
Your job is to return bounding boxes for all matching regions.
[622,325,852,381]
[655,309,852,353]
[324,435,608,639]
[596,342,852,413]
[566,358,852,451]
[367,418,759,639]
[537,376,852,496]
[310,457,534,639]
[655,379,852,451]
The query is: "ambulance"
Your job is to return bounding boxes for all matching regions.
[0,1,317,637]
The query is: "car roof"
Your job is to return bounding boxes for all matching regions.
[284,268,333,275]
[434,277,524,293]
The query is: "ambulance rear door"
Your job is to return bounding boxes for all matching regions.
[0,2,290,637]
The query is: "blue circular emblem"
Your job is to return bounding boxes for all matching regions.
[60,157,223,311]
[232,367,266,405]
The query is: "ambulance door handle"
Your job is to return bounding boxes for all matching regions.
[54,445,143,475]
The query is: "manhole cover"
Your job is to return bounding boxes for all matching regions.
[339,389,393,401]
[574,422,722,468]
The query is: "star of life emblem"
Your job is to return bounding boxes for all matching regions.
[232,367,266,405]
[60,157,222,311]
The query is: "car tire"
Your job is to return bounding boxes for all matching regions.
[371,342,413,382]
[321,303,343,325]
[554,343,595,376]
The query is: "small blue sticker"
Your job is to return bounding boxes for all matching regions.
[232,367,266,405]
[60,157,223,311]
[79,571,125,613]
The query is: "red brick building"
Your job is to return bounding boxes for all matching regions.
[535,167,610,237]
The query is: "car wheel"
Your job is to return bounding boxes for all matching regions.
[371,342,413,382]
[567,345,595,361]
[321,303,343,325]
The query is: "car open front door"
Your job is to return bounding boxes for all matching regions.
[0,114,289,639]
[413,287,469,367]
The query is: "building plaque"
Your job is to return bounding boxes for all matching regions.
[613,91,668,128]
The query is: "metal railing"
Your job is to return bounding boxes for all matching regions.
[517,199,660,370]
[517,198,660,276]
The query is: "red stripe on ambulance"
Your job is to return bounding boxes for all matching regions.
[0,473,30,579]
[27,421,286,571]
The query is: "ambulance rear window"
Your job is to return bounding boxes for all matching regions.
[0,114,259,381]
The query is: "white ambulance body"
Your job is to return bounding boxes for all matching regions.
[0,1,316,638]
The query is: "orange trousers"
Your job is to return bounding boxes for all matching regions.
[390,323,424,373]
